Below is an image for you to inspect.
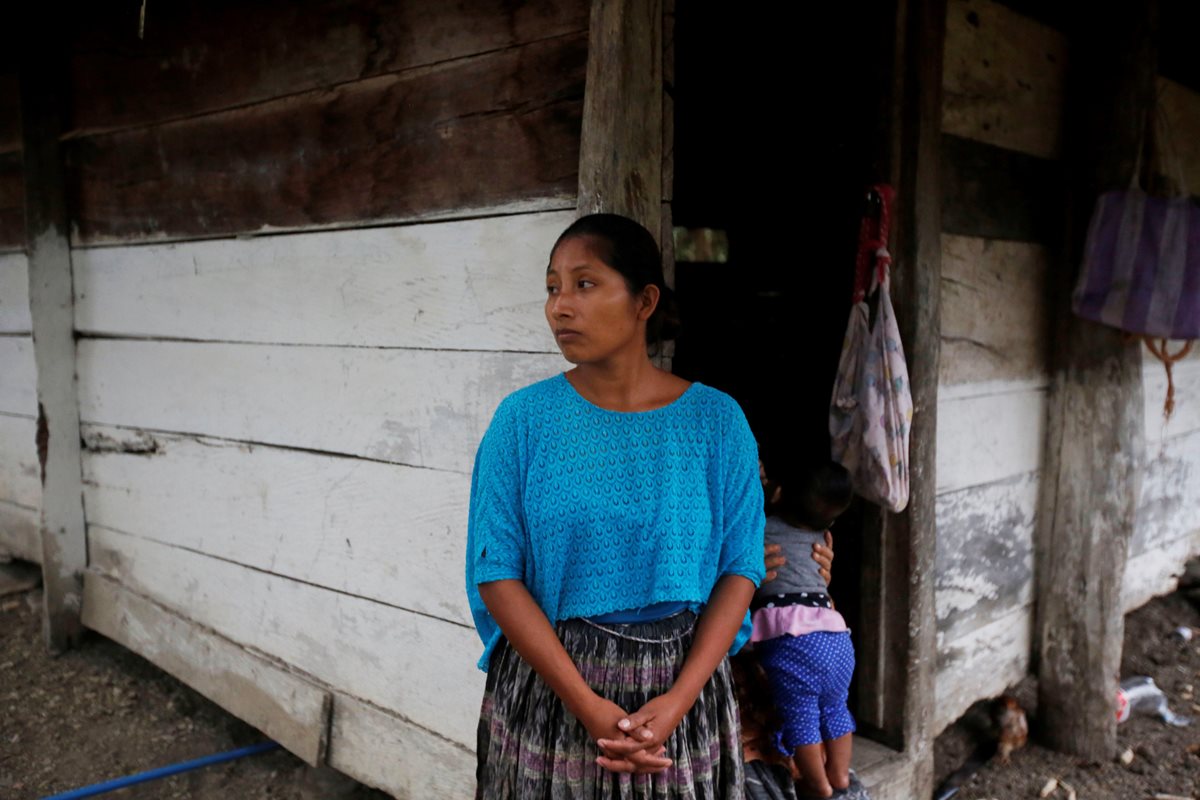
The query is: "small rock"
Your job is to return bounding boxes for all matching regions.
[1119,747,1135,765]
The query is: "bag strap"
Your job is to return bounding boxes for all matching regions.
[853,184,896,303]
[1143,337,1194,421]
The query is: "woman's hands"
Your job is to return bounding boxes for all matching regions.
[763,530,834,585]
[579,695,673,773]
[594,692,689,773]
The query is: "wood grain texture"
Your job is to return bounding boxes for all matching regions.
[66,35,586,244]
[67,0,588,134]
[576,0,663,235]
[0,253,30,332]
[0,414,40,508]
[940,234,1050,385]
[936,385,1047,493]
[81,422,475,627]
[77,341,566,474]
[88,525,486,748]
[328,695,475,800]
[82,572,333,765]
[935,471,1037,644]
[73,211,572,351]
[941,133,1064,244]
[942,0,1068,159]
[935,603,1031,734]
[0,338,36,415]
[1130,427,1200,558]
[0,499,39,563]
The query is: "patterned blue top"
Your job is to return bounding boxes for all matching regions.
[465,372,766,671]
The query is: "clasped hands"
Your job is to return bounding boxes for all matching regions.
[582,692,689,774]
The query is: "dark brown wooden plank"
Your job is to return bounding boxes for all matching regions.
[67,0,589,135]
[65,34,586,243]
[0,153,23,250]
[0,73,19,153]
[577,0,662,237]
[941,133,1064,244]
[1034,0,1155,761]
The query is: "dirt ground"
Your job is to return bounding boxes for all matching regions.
[934,585,1200,800]
[5,556,1200,800]
[0,563,391,800]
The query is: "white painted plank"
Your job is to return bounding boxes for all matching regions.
[940,235,1049,386]
[329,695,475,800]
[934,604,1031,734]
[0,498,40,563]
[942,0,1067,160]
[1131,427,1200,557]
[0,414,40,508]
[0,338,37,416]
[0,252,31,333]
[78,340,566,474]
[935,471,1037,644]
[1143,350,1200,443]
[81,423,473,627]
[82,572,333,765]
[1122,531,1200,614]
[74,210,573,351]
[88,525,486,749]
[936,386,1046,493]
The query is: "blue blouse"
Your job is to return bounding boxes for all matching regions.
[465,372,766,671]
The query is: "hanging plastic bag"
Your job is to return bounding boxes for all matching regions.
[830,185,913,513]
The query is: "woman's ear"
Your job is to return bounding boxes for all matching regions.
[637,284,660,321]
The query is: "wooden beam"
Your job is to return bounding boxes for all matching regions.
[1033,0,1155,760]
[576,0,663,238]
[19,57,88,650]
[857,1,945,797]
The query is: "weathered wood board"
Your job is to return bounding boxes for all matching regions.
[328,694,476,800]
[1129,427,1200,559]
[67,0,588,134]
[940,234,1049,386]
[83,572,333,765]
[935,470,1037,644]
[0,338,36,416]
[66,36,586,244]
[0,499,39,563]
[934,603,1031,734]
[1142,347,1200,443]
[81,422,474,627]
[73,211,572,352]
[77,343,565,475]
[942,0,1068,160]
[935,383,1047,493]
[88,525,486,749]
[0,414,39,508]
[0,252,30,332]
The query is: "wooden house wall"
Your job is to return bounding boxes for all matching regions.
[9,2,588,796]
[933,0,1200,735]
[0,71,39,565]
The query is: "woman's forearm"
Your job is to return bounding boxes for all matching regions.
[669,574,756,707]
[476,579,596,717]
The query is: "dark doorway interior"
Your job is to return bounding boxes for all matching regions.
[670,1,896,739]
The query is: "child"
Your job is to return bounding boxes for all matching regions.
[751,460,857,799]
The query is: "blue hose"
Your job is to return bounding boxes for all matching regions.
[40,741,282,799]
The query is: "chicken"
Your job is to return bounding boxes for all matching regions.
[995,695,1028,764]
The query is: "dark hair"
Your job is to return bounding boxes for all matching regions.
[550,213,682,351]
[768,459,854,531]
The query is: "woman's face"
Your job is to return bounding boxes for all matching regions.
[545,235,657,365]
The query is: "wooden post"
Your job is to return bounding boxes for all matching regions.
[1034,0,1155,760]
[577,0,663,238]
[20,57,89,651]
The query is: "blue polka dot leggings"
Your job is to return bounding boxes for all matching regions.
[755,630,857,751]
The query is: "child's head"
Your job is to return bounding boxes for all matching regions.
[764,459,853,531]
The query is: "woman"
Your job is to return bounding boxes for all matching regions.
[465,213,828,799]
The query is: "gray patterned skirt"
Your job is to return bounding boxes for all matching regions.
[476,611,745,799]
